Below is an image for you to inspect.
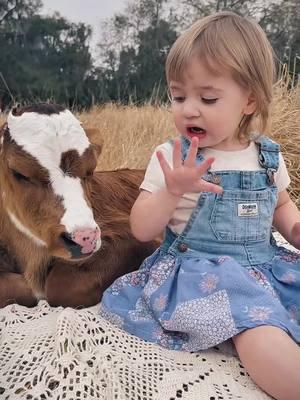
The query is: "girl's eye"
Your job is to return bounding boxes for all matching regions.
[202,98,218,104]
[172,96,185,102]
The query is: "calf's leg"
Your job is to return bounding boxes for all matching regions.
[45,264,102,308]
[45,240,158,308]
[0,272,37,308]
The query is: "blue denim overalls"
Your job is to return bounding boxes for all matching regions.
[100,136,300,351]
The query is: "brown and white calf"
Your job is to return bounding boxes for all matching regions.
[0,103,156,308]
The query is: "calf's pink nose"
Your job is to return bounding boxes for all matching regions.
[71,227,101,254]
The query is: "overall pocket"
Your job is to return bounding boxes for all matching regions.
[209,188,277,243]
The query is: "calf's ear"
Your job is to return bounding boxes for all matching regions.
[91,142,102,159]
[0,123,7,149]
[84,128,103,159]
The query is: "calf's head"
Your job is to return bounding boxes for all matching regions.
[0,103,101,260]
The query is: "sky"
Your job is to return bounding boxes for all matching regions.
[42,0,127,52]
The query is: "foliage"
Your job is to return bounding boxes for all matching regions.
[0,0,93,110]
[96,0,300,105]
[0,0,299,109]
[97,0,177,103]
[173,0,300,72]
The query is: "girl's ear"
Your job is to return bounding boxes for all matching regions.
[244,93,257,115]
[84,128,103,159]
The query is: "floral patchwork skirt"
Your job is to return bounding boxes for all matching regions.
[100,245,300,351]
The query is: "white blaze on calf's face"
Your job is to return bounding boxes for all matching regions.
[7,110,100,242]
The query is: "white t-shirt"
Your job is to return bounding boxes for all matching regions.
[140,140,291,235]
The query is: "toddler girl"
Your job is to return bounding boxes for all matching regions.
[101,11,300,400]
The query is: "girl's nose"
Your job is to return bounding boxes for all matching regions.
[182,100,201,118]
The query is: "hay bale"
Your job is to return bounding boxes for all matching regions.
[0,83,298,206]
[268,82,300,207]
[79,84,300,207]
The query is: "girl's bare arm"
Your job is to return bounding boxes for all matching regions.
[130,137,223,242]
[130,189,181,242]
[273,190,300,249]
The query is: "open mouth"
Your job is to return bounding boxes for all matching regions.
[186,126,207,137]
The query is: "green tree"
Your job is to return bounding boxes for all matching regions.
[97,0,177,103]
[173,0,300,76]
[98,0,300,104]
[0,0,94,110]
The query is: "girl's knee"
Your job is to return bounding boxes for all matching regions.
[233,326,300,400]
[233,325,292,354]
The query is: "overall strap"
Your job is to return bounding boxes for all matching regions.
[168,136,206,164]
[255,136,280,184]
[169,136,221,184]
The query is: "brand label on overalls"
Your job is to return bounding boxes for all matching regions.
[238,203,258,217]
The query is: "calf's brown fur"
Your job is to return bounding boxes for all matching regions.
[0,104,157,308]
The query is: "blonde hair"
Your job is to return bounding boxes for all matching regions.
[166,11,276,139]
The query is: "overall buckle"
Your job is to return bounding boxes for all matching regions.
[266,168,275,185]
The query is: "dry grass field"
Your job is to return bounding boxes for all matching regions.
[0,80,299,206]
[78,80,300,207]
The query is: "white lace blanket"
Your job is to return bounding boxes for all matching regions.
[0,234,296,400]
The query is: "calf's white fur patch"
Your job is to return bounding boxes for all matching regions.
[7,110,99,236]
[8,210,47,247]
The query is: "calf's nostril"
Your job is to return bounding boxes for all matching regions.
[60,232,88,258]
[60,232,77,247]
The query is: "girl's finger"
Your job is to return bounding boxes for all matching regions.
[172,138,182,169]
[196,157,215,176]
[198,180,223,194]
[156,150,172,177]
[185,137,199,167]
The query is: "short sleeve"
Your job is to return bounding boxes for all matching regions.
[274,152,291,192]
[140,142,173,193]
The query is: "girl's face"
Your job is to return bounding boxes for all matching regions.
[169,56,256,151]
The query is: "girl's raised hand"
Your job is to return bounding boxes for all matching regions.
[156,137,223,197]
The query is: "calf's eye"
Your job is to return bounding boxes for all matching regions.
[12,169,31,183]
[84,170,94,179]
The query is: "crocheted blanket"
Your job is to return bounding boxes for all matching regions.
[0,233,296,400]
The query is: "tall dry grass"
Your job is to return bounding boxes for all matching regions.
[0,82,299,206]
[78,82,300,206]
[268,81,300,205]
[78,104,173,170]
